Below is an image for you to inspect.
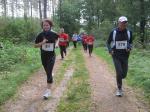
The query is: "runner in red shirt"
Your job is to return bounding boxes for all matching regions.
[58,28,68,60]
[81,33,88,52]
[86,34,95,57]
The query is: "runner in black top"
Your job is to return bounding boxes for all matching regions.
[107,16,133,97]
[34,19,59,99]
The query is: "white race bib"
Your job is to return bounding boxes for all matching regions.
[42,43,54,51]
[59,38,64,42]
[116,41,127,49]
[88,42,93,45]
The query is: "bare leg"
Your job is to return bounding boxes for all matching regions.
[47,83,52,90]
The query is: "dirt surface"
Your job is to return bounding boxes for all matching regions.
[1,54,74,112]
[1,49,150,112]
[83,53,149,112]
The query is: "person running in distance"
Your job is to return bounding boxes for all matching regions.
[58,28,68,60]
[72,32,78,48]
[81,33,88,52]
[87,34,95,57]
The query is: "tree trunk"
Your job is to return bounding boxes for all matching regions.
[2,0,7,17]
[15,0,18,17]
[59,0,62,27]
[52,0,55,19]
[30,1,32,18]
[39,0,42,20]
[140,0,146,47]
[23,1,28,21]
[11,0,14,19]
[43,0,47,18]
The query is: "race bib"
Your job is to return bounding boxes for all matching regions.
[116,41,127,49]
[59,38,65,42]
[42,43,54,51]
[88,42,93,45]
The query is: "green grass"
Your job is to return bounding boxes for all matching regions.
[56,47,91,112]
[94,47,150,103]
[0,44,41,105]
[127,49,150,100]
[54,48,74,86]
[94,47,114,70]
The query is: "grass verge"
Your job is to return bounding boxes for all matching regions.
[54,48,74,87]
[56,47,91,112]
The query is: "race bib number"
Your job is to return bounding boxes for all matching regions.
[88,42,93,45]
[116,41,127,49]
[59,38,64,42]
[42,43,54,51]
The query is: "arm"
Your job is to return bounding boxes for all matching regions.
[55,33,59,48]
[127,31,133,52]
[106,31,113,54]
[34,38,48,48]
[55,39,59,48]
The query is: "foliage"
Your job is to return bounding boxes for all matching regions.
[0,41,40,73]
[81,0,118,31]
[128,49,150,100]
[81,0,150,47]
[0,42,41,105]
[0,17,41,43]
[56,0,82,35]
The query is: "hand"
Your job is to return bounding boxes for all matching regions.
[109,50,114,55]
[126,49,131,52]
[55,44,59,48]
[42,38,48,44]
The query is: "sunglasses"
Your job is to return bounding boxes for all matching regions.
[121,21,128,24]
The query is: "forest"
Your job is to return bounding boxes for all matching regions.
[0,0,150,111]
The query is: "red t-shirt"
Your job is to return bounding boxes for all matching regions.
[87,35,94,45]
[59,33,68,46]
[82,35,88,44]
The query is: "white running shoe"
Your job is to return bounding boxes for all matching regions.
[43,89,51,99]
[116,89,123,97]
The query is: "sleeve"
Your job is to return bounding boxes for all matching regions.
[93,37,95,41]
[53,32,59,40]
[35,33,43,44]
[106,31,113,53]
[127,31,133,50]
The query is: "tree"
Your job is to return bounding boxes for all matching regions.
[1,0,7,17]
[117,0,150,47]
[39,0,42,19]
[43,0,47,18]
[57,0,82,35]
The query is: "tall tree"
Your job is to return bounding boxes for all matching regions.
[59,0,62,26]
[1,0,7,17]
[139,0,145,44]
[10,0,14,18]
[23,0,29,21]
[57,0,82,34]
[117,0,150,47]
[39,0,42,19]
[43,0,47,18]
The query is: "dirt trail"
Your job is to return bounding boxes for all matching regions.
[1,49,150,112]
[83,53,149,112]
[1,54,74,112]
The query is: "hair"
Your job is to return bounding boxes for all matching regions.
[60,28,64,33]
[41,19,53,28]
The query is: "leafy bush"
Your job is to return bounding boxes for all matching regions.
[0,17,41,43]
[0,41,40,73]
